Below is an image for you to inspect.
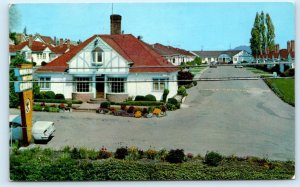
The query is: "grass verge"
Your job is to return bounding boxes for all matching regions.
[264,78,295,106]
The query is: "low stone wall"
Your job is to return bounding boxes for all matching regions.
[106,93,128,102]
[72,93,93,102]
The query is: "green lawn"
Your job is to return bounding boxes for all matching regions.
[264,78,295,106]
[190,66,207,74]
[246,67,272,75]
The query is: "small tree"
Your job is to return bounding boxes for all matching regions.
[162,89,169,103]
[177,71,194,86]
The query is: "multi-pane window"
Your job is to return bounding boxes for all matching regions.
[39,77,51,89]
[153,78,168,91]
[43,53,46,59]
[75,77,91,92]
[92,47,103,63]
[107,77,126,93]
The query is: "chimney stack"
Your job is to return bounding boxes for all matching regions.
[287,41,291,52]
[67,39,70,48]
[110,14,122,35]
[291,40,295,52]
[60,38,64,46]
[28,35,33,47]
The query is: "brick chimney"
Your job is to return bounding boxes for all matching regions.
[291,40,295,52]
[28,35,33,47]
[287,41,291,52]
[67,39,70,48]
[110,14,122,35]
[59,38,64,46]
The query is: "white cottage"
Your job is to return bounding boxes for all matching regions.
[36,34,179,102]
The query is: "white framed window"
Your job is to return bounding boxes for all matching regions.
[92,47,103,63]
[75,77,91,92]
[107,77,126,93]
[42,53,46,59]
[153,78,168,91]
[39,77,51,89]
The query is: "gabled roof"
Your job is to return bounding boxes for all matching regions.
[34,35,55,45]
[9,41,49,52]
[193,50,243,58]
[49,44,76,54]
[37,34,178,73]
[150,43,194,57]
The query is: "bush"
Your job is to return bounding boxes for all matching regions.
[55,94,65,100]
[166,103,177,111]
[114,147,128,159]
[110,101,163,107]
[167,98,178,105]
[145,94,156,101]
[33,105,43,111]
[43,91,56,99]
[135,95,145,101]
[34,99,83,104]
[127,106,135,113]
[166,149,185,163]
[177,71,194,86]
[283,68,294,77]
[48,107,60,113]
[100,102,110,109]
[204,151,223,166]
[162,89,169,103]
[98,147,113,159]
[177,86,187,96]
[193,81,197,86]
[71,148,81,159]
[145,148,158,160]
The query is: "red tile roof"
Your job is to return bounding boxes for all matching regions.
[37,34,179,73]
[151,43,194,57]
[34,35,54,45]
[9,41,50,52]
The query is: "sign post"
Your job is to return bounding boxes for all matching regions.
[14,64,33,146]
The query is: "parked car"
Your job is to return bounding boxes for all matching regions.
[9,115,56,142]
[209,62,217,68]
[235,65,243,68]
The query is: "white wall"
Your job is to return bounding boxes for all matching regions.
[232,51,254,64]
[127,72,178,101]
[35,73,73,99]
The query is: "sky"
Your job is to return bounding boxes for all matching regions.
[10,2,295,51]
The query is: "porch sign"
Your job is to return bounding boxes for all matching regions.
[14,64,33,145]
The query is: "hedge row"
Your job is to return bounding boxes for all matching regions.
[10,148,294,181]
[110,101,164,106]
[34,99,83,104]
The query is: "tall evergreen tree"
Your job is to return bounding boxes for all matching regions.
[260,11,266,54]
[23,26,27,36]
[266,13,275,51]
[250,12,261,57]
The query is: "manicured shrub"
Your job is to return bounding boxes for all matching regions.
[55,93,65,100]
[162,89,169,103]
[283,68,294,77]
[114,147,128,159]
[135,95,145,101]
[166,103,177,111]
[43,91,56,99]
[193,81,198,86]
[98,147,112,159]
[145,94,156,101]
[34,99,83,104]
[167,98,178,105]
[166,149,185,163]
[100,102,110,109]
[177,86,187,96]
[204,151,223,166]
[175,103,181,109]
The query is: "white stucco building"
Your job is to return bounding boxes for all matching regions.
[36,34,179,102]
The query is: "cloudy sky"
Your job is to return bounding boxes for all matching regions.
[10,2,294,50]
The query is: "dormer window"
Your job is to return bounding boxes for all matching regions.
[92,47,103,63]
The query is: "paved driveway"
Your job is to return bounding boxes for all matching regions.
[10,66,295,160]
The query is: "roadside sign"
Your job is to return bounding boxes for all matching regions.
[13,64,33,145]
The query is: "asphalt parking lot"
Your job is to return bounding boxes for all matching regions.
[10,66,295,161]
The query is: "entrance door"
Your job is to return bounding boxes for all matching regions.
[96,75,105,98]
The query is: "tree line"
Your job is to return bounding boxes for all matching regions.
[250,11,275,57]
